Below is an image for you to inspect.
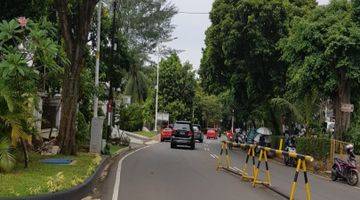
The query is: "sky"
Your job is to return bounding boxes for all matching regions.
[166,0,330,71]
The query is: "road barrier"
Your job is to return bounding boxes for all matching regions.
[216,141,314,200]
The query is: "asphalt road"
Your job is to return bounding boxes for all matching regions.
[103,137,360,200]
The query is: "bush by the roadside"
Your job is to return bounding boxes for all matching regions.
[295,137,331,161]
[116,103,144,132]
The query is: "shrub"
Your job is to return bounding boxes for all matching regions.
[295,137,331,161]
[270,135,285,149]
[76,111,90,146]
[0,137,15,173]
[116,103,143,132]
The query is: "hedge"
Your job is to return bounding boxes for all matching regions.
[269,135,331,161]
[295,137,331,161]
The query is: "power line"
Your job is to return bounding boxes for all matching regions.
[178,11,209,15]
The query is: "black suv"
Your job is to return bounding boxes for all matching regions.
[171,121,195,149]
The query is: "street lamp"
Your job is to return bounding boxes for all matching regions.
[154,46,160,132]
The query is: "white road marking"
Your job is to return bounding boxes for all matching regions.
[112,146,150,200]
[210,154,216,159]
[233,167,241,171]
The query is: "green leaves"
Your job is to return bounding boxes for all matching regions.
[157,53,196,122]
[0,137,15,173]
[0,19,20,45]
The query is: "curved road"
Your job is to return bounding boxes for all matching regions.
[102,138,360,200]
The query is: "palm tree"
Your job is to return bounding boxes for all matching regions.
[124,63,148,103]
[0,137,15,172]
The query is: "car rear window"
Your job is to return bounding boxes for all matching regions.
[164,128,172,131]
[174,123,190,131]
[193,126,199,131]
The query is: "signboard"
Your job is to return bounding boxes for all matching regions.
[157,112,169,121]
[341,104,354,113]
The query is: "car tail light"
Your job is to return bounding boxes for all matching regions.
[186,131,193,136]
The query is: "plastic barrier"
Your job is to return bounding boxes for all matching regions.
[217,141,314,200]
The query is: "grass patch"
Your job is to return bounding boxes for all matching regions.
[109,144,127,155]
[0,152,101,197]
[135,131,157,138]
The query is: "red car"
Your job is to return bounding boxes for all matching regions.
[206,129,218,139]
[161,128,173,142]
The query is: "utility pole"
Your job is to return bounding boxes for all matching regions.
[107,0,117,142]
[93,2,101,117]
[154,49,160,132]
[89,2,105,154]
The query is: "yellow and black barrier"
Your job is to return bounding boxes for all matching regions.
[217,141,314,200]
[216,141,232,170]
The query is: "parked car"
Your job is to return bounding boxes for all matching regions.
[160,127,173,142]
[171,121,195,149]
[206,128,218,139]
[193,124,204,143]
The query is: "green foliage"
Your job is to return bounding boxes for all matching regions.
[115,0,177,55]
[75,111,90,147]
[0,153,100,197]
[295,137,331,161]
[0,18,62,147]
[116,103,144,132]
[158,54,196,122]
[194,88,222,127]
[199,0,315,127]
[0,0,54,21]
[0,137,15,172]
[280,0,360,98]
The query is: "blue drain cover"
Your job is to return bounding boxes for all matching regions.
[41,158,73,165]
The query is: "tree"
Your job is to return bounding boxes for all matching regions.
[55,0,98,155]
[157,54,196,122]
[194,88,222,128]
[0,0,54,21]
[279,0,360,139]
[116,0,177,57]
[0,18,61,168]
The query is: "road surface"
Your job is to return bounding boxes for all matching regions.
[102,137,360,200]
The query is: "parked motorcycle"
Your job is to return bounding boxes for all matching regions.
[283,135,297,167]
[331,144,359,186]
[234,128,247,144]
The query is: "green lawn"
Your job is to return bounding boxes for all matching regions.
[135,131,157,138]
[109,144,127,155]
[0,152,101,197]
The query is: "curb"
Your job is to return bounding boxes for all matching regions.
[0,152,122,200]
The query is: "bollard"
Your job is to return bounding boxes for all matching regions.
[289,159,311,200]
[252,148,271,187]
[216,141,232,170]
[241,145,256,181]
[216,142,313,200]
[279,138,284,150]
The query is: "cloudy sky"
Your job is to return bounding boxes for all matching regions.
[166,0,330,71]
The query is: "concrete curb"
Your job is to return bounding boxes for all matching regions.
[0,153,120,200]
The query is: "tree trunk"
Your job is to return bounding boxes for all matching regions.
[334,70,351,140]
[55,0,98,155]
[58,68,81,155]
[21,138,29,168]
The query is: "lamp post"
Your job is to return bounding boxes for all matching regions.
[93,2,102,117]
[154,46,160,132]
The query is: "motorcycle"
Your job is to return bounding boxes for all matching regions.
[234,128,247,144]
[283,135,297,167]
[331,144,359,186]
